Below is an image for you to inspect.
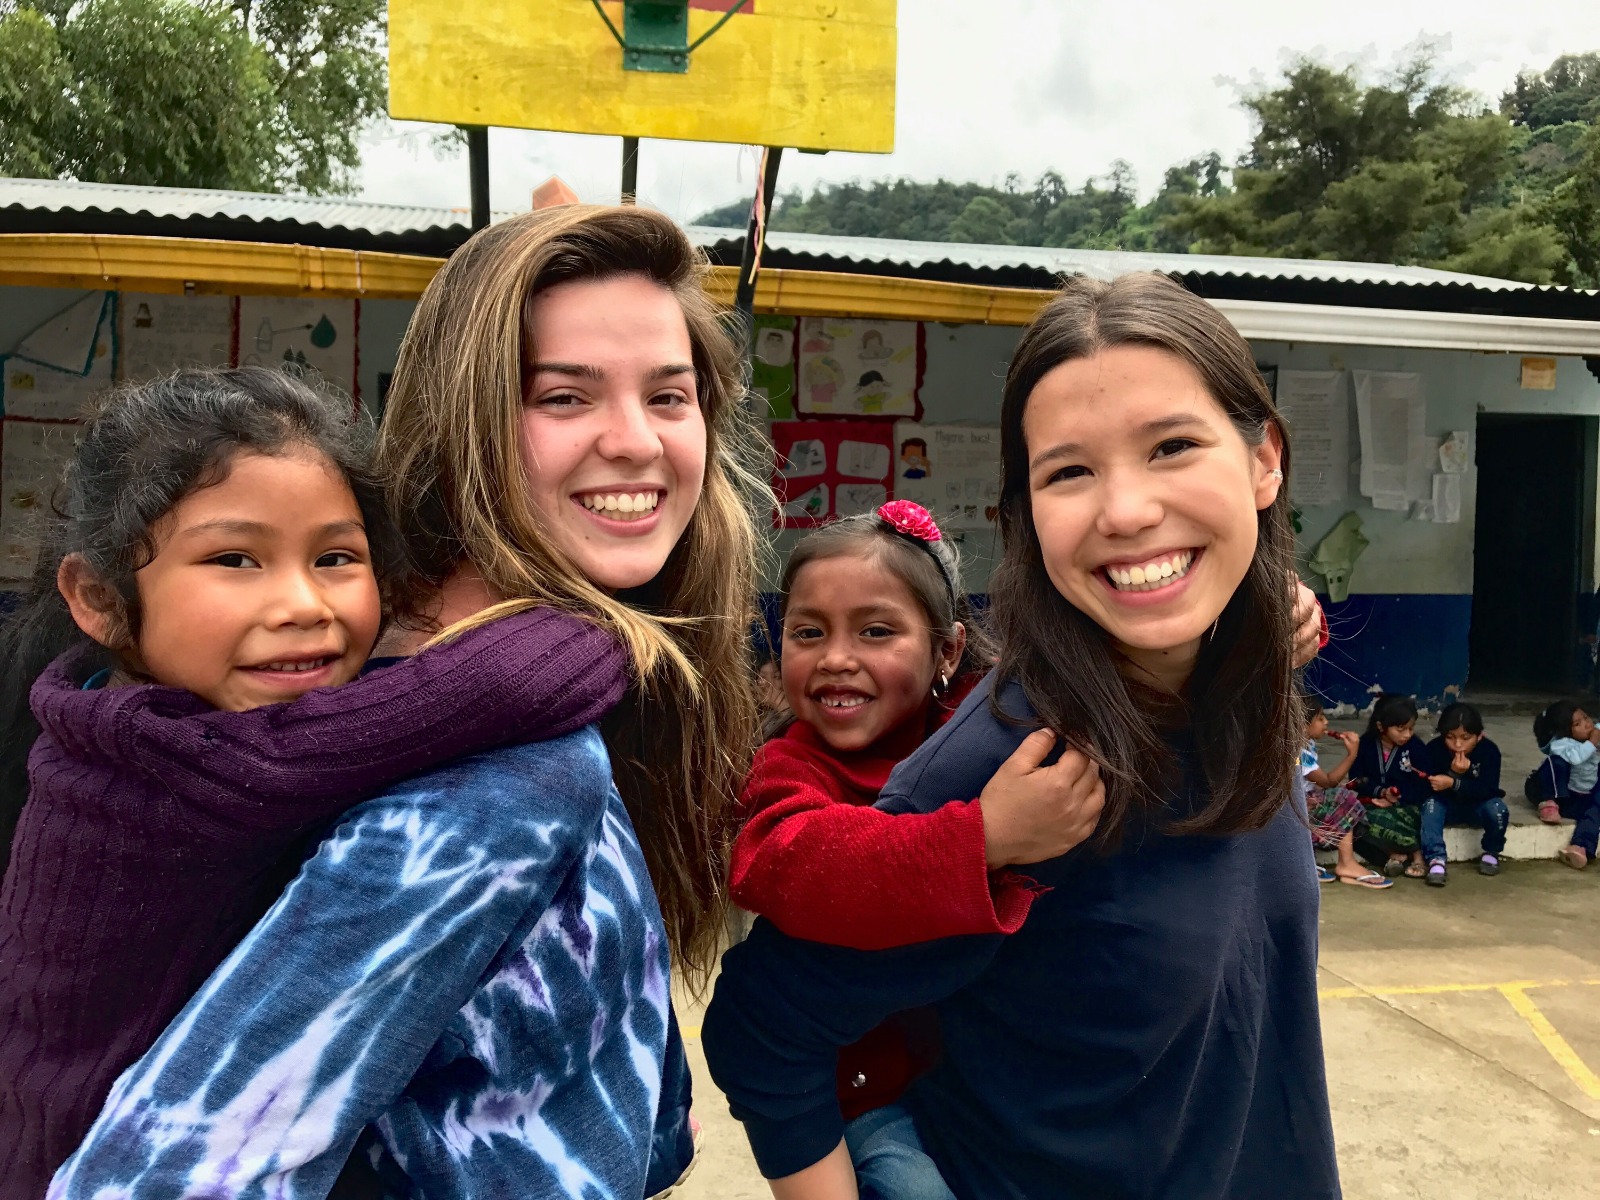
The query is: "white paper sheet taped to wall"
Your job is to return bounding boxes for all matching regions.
[1274,370,1348,507]
[1353,371,1429,510]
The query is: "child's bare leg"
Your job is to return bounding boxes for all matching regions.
[1334,833,1366,879]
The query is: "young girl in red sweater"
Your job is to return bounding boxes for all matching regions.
[730,500,1106,1200]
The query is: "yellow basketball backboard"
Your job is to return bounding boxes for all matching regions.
[388,0,897,153]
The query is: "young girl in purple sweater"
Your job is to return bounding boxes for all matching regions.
[0,368,628,1197]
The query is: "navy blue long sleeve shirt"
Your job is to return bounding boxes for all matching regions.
[1348,733,1430,805]
[704,672,1339,1200]
[1423,736,1504,803]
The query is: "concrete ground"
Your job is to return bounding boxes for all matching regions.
[672,861,1600,1199]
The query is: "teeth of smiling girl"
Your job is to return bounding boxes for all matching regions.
[580,492,660,520]
[819,695,868,709]
[1105,550,1194,593]
[261,658,331,673]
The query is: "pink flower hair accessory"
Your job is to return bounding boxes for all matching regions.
[877,500,943,542]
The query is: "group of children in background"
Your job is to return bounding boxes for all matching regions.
[1301,689,1600,887]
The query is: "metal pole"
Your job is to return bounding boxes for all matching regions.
[621,136,640,203]
[733,146,783,341]
[468,127,490,231]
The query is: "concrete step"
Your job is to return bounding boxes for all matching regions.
[1315,808,1576,864]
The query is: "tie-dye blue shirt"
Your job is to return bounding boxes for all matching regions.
[48,729,693,1200]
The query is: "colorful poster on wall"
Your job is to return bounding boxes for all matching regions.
[796,317,922,418]
[121,293,235,380]
[771,419,895,528]
[751,315,797,418]
[891,423,1001,530]
[1,294,115,421]
[0,419,83,579]
[237,297,357,398]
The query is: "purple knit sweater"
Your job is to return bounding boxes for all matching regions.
[0,608,627,1200]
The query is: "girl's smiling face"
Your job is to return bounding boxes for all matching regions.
[125,450,380,711]
[519,274,707,592]
[1022,345,1283,689]
[1306,710,1329,739]
[781,552,963,754]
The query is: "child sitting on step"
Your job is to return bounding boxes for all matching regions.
[1301,698,1389,889]
[1532,699,1600,870]
[1419,703,1508,886]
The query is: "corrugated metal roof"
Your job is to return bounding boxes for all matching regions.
[0,176,497,234]
[687,226,1543,294]
[3,178,1597,319]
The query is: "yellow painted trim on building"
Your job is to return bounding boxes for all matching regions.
[702,268,1054,325]
[0,234,441,299]
[0,234,1056,324]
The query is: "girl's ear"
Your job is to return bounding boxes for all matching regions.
[938,621,968,684]
[57,554,124,649]
[1253,421,1286,511]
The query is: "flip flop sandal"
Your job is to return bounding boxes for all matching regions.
[1338,873,1394,889]
[1557,845,1589,870]
[1317,866,1336,883]
[1403,860,1426,879]
[1381,858,1407,878]
[1538,801,1562,825]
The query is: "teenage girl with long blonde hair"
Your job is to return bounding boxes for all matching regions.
[53,207,768,1200]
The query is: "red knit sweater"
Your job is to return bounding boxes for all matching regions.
[730,676,1040,1118]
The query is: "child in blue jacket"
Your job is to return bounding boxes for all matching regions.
[1419,703,1508,886]
[1348,694,1429,878]
[1533,699,1600,869]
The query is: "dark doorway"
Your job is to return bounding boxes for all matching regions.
[1469,413,1596,691]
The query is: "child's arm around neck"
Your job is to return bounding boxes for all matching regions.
[33,607,625,837]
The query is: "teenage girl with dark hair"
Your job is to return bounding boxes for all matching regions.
[704,271,1339,1200]
[1348,692,1428,880]
[0,368,624,1197]
[1419,702,1508,884]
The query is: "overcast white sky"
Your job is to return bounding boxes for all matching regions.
[356,1,1600,224]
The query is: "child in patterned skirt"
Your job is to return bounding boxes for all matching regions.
[1303,698,1391,889]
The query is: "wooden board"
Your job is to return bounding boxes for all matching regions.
[388,0,896,152]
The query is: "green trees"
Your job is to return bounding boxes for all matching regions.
[0,0,385,193]
[1166,51,1574,283]
[704,48,1599,285]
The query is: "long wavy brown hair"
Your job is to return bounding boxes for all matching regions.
[378,206,770,988]
[991,272,1299,845]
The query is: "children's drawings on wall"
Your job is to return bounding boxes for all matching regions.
[2,293,116,422]
[797,318,922,417]
[12,292,109,375]
[891,423,1000,531]
[771,420,895,527]
[751,315,797,419]
[237,297,357,398]
[121,293,234,381]
[0,420,83,580]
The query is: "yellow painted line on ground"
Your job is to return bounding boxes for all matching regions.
[1498,984,1600,1100]
[1318,978,1600,1000]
